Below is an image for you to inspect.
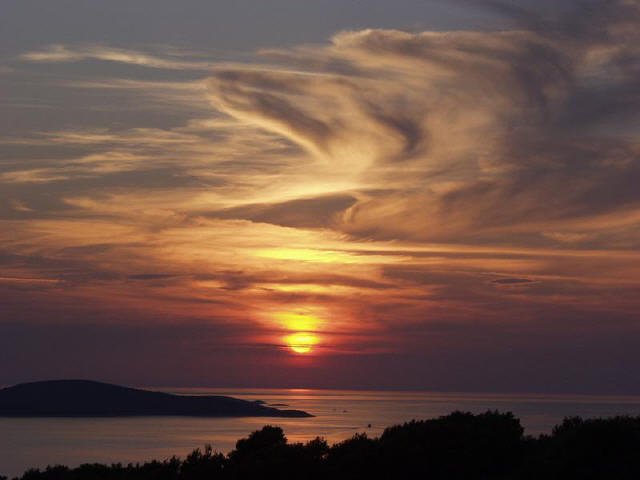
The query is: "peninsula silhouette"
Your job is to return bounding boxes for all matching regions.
[0,380,312,418]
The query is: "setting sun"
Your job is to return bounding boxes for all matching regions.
[285,332,318,354]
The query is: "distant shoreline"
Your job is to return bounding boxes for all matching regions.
[0,380,312,418]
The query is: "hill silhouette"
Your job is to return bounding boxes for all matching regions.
[0,380,311,418]
[4,411,640,480]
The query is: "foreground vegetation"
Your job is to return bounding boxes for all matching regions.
[5,411,640,479]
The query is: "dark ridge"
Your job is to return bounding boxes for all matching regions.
[0,380,312,418]
[4,411,640,480]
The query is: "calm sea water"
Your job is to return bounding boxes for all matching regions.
[3,388,640,477]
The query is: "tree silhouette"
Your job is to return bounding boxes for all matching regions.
[7,411,640,480]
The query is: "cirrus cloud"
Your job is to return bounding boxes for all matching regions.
[206,0,640,248]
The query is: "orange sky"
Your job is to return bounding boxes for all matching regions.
[1,1,639,393]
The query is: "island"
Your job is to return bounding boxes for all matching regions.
[0,380,312,417]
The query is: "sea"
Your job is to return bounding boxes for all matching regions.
[3,388,640,478]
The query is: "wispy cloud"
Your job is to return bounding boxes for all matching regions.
[20,44,215,71]
[2,0,640,390]
[206,2,640,248]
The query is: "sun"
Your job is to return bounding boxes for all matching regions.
[285,332,318,354]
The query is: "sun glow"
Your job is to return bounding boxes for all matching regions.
[276,311,322,331]
[285,332,318,354]
[254,248,359,264]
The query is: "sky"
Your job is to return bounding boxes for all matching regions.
[1,0,639,394]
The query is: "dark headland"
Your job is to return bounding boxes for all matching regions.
[0,380,312,417]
